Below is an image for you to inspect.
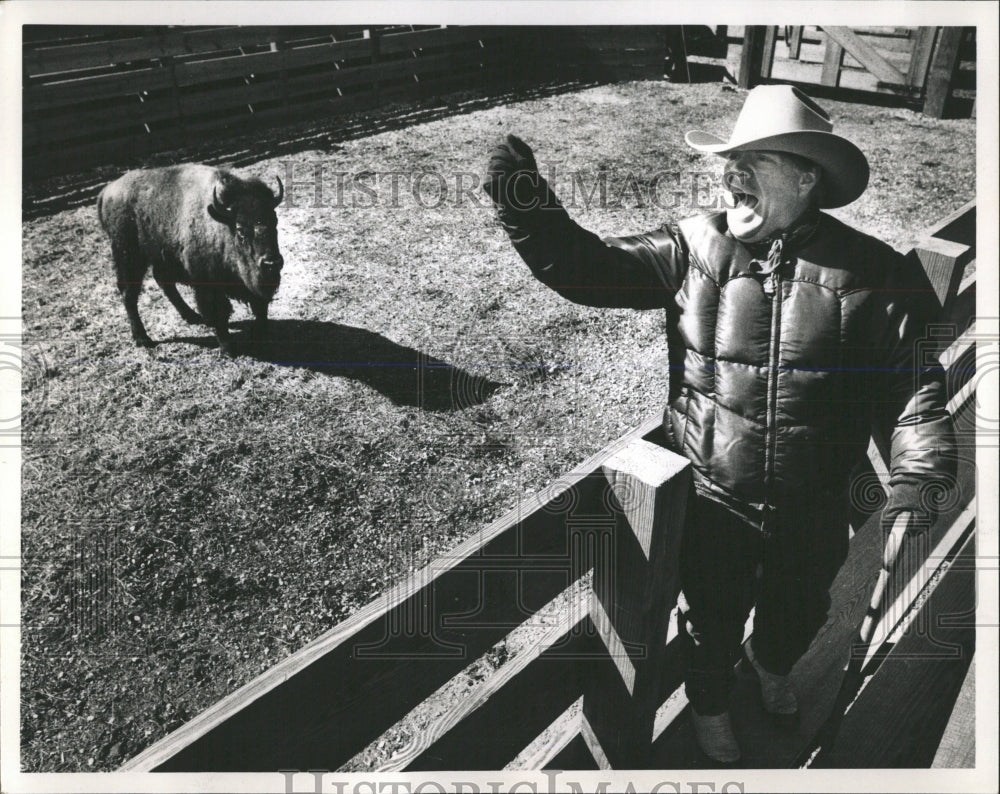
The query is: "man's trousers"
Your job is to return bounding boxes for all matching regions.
[677,492,850,716]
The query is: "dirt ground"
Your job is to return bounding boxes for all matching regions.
[19,79,975,771]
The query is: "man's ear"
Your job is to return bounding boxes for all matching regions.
[798,167,819,198]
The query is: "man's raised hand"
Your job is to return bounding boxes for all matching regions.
[484,134,542,212]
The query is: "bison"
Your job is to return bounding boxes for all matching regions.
[97,164,285,356]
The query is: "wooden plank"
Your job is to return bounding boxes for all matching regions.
[795,40,833,65]
[23,25,155,46]
[393,593,600,771]
[915,199,976,245]
[175,48,487,126]
[814,535,975,767]
[913,237,973,310]
[944,275,975,334]
[907,29,938,90]
[24,129,184,178]
[924,27,964,118]
[850,26,918,38]
[178,78,306,118]
[26,66,175,108]
[543,732,601,771]
[180,90,377,139]
[583,440,690,768]
[760,26,778,80]
[855,33,920,55]
[941,323,977,405]
[842,45,913,74]
[931,656,976,767]
[28,96,178,144]
[121,414,663,772]
[821,37,845,86]
[787,26,804,60]
[870,502,975,662]
[513,699,602,771]
[822,26,908,85]
[938,321,976,375]
[172,38,374,86]
[25,27,353,76]
[25,27,278,76]
[378,25,499,55]
[514,699,584,769]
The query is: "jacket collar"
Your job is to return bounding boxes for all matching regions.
[741,207,822,275]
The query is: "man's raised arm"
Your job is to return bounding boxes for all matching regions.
[484,134,687,309]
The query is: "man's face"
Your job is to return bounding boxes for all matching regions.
[722,151,817,242]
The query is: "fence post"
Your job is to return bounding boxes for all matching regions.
[821,34,845,87]
[582,439,690,768]
[665,26,690,83]
[738,26,767,89]
[913,236,972,315]
[161,54,188,149]
[787,26,804,60]
[923,27,964,119]
[907,27,938,90]
[271,36,290,115]
[365,28,382,108]
[760,26,778,80]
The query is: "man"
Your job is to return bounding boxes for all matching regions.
[483,85,955,763]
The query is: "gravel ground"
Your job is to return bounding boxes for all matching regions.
[19,78,975,771]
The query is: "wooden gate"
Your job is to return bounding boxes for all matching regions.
[738,26,976,119]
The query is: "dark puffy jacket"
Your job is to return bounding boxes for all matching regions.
[500,193,956,534]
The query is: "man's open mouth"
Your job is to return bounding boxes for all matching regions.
[730,190,759,210]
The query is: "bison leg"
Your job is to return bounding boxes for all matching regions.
[111,243,154,348]
[154,273,203,326]
[249,298,269,340]
[215,321,236,358]
[193,288,236,357]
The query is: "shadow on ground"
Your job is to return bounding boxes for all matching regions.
[163,318,506,412]
[24,79,604,221]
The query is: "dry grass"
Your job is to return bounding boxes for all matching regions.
[20,79,975,771]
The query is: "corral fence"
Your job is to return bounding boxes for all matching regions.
[23,25,664,180]
[121,201,978,772]
[24,25,975,182]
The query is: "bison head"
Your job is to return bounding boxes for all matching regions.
[207,176,285,298]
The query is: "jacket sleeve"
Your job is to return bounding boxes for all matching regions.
[497,176,688,309]
[875,251,958,532]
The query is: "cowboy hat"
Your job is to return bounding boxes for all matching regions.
[686,84,870,208]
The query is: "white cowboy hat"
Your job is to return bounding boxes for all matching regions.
[686,84,870,208]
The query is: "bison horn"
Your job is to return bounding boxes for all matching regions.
[208,185,235,223]
[272,176,284,207]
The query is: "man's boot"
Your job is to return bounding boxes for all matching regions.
[690,709,741,763]
[742,637,798,715]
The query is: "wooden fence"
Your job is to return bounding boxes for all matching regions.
[22,25,667,179]
[23,25,976,180]
[120,201,978,772]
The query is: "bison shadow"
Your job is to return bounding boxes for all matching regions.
[164,319,505,412]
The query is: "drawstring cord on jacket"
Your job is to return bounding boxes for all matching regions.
[746,209,822,282]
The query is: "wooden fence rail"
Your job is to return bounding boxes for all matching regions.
[122,201,977,772]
